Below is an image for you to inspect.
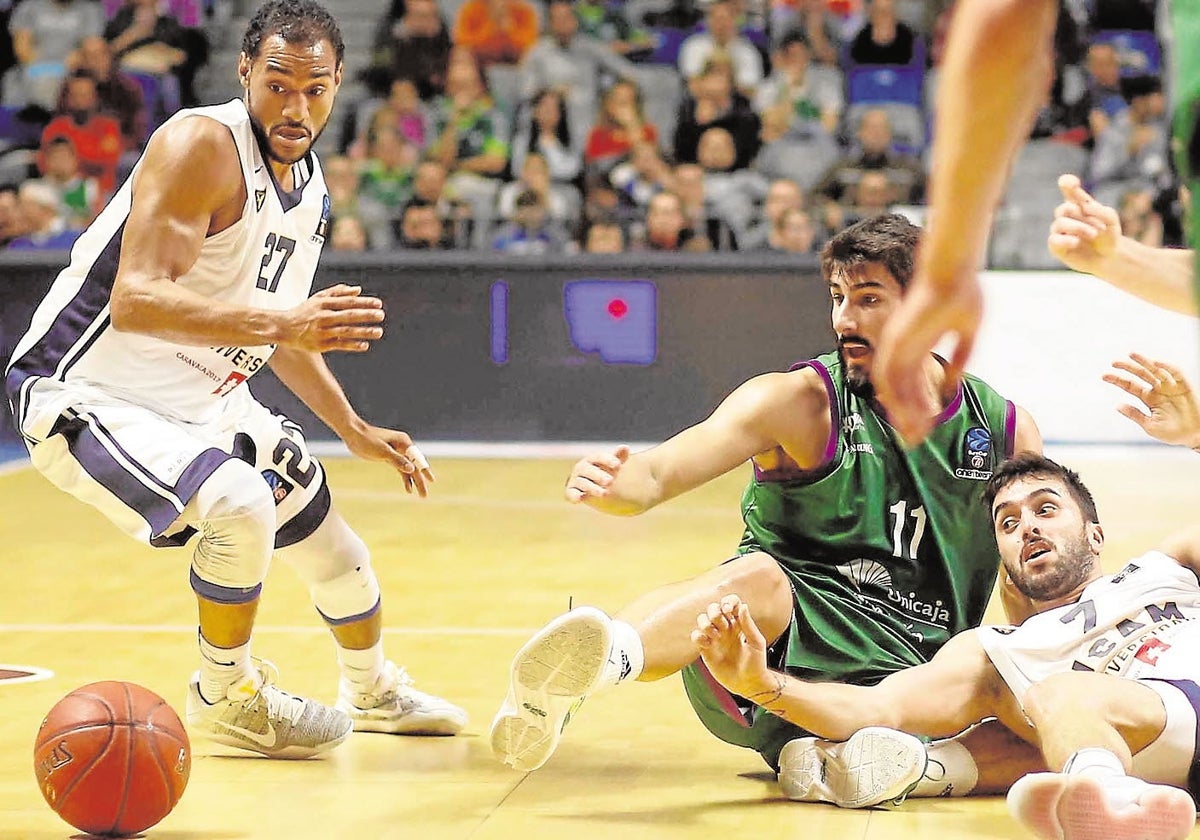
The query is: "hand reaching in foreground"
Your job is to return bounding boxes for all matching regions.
[1103,353,1200,449]
[690,594,779,702]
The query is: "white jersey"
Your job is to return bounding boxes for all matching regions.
[5,98,331,433]
[977,551,1200,702]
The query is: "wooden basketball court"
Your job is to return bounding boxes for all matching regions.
[3,450,1199,839]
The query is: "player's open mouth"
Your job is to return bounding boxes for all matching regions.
[1022,542,1052,563]
[275,129,309,142]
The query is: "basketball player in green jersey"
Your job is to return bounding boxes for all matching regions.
[489,214,1044,802]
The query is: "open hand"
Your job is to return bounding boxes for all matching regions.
[565,444,631,503]
[1103,353,1200,448]
[282,285,386,353]
[690,594,775,699]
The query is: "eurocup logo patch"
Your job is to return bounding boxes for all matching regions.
[955,427,992,480]
[312,194,330,243]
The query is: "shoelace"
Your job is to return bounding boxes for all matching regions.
[891,755,941,806]
[247,658,305,726]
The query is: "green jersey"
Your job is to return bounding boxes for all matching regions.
[1169,3,1200,311]
[682,351,1016,765]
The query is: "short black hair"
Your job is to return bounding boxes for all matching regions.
[820,213,920,288]
[983,452,1100,525]
[242,0,344,66]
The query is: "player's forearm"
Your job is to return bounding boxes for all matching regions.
[109,276,286,347]
[586,457,664,516]
[745,671,902,741]
[268,347,365,439]
[921,0,1057,288]
[1093,238,1197,315]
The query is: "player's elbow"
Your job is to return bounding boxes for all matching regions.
[108,282,155,334]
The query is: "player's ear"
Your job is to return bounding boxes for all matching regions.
[237,53,251,89]
[333,60,343,90]
[1087,523,1104,554]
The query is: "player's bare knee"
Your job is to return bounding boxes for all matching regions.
[1024,672,1113,724]
[717,553,791,633]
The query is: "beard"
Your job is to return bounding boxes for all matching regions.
[839,338,875,400]
[1007,531,1096,602]
[246,91,325,165]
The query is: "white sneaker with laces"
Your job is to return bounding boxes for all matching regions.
[778,727,929,808]
[186,659,352,759]
[1007,772,1196,840]
[489,606,613,771]
[336,660,467,735]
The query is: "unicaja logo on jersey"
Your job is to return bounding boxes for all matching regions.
[955,427,992,480]
[835,558,893,591]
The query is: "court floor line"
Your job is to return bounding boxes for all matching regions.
[0,623,534,636]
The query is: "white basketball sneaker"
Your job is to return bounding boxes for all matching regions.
[490,606,613,771]
[1008,772,1196,840]
[336,660,467,735]
[778,727,929,808]
[186,659,352,758]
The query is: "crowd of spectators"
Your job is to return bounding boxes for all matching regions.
[0,0,1177,257]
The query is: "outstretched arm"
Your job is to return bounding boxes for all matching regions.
[1049,175,1196,316]
[691,595,998,741]
[1103,353,1200,450]
[872,0,1058,445]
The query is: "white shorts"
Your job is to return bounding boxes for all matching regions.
[21,380,329,548]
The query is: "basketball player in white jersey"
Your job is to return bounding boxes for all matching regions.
[3,0,466,757]
[687,356,1200,839]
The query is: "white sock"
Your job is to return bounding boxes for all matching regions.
[597,619,645,690]
[911,739,979,798]
[337,639,385,692]
[1062,748,1143,809]
[198,632,253,704]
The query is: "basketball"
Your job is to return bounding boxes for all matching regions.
[33,681,190,837]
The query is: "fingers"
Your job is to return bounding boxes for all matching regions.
[1058,173,1092,206]
[1129,352,1186,391]
[1115,402,1151,430]
[564,448,629,502]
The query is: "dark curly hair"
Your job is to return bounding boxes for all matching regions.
[983,452,1100,526]
[820,213,921,289]
[242,0,344,66]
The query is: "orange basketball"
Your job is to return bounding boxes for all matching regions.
[33,681,190,837]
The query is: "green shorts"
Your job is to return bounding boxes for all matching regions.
[1170,4,1200,307]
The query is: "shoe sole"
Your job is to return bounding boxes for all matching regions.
[489,607,612,771]
[1009,774,1196,840]
[190,722,352,759]
[778,727,928,808]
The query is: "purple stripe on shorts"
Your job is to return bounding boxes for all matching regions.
[6,223,124,398]
[317,596,381,626]
[1004,400,1017,458]
[188,568,263,605]
[1141,679,1200,805]
[695,659,751,728]
[62,416,183,537]
[274,479,330,548]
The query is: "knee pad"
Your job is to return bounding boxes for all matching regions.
[276,512,380,623]
[188,460,276,602]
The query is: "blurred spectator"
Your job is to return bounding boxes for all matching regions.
[511,88,582,187]
[673,59,760,170]
[678,0,764,95]
[609,140,671,209]
[520,0,638,139]
[323,154,361,222]
[398,198,452,249]
[453,0,539,69]
[696,125,766,247]
[1086,42,1126,139]
[410,158,471,245]
[358,122,417,228]
[1090,75,1168,201]
[105,0,207,106]
[42,70,122,196]
[769,0,839,65]
[9,179,80,249]
[351,78,428,157]
[7,0,105,109]
[584,79,658,178]
[814,108,924,208]
[754,29,843,140]
[768,206,816,253]
[575,0,653,57]
[366,0,451,99]
[428,52,509,241]
[1028,65,1091,146]
[0,183,30,246]
[34,134,99,226]
[497,151,573,224]
[492,188,570,254]
[848,0,916,66]
[581,216,624,252]
[829,168,893,231]
[330,214,369,251]
[1117,187,1163,248]
[632,190,709,251]
[741,176,804,250]
[72,35,146,153]
[672,162,709,241]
